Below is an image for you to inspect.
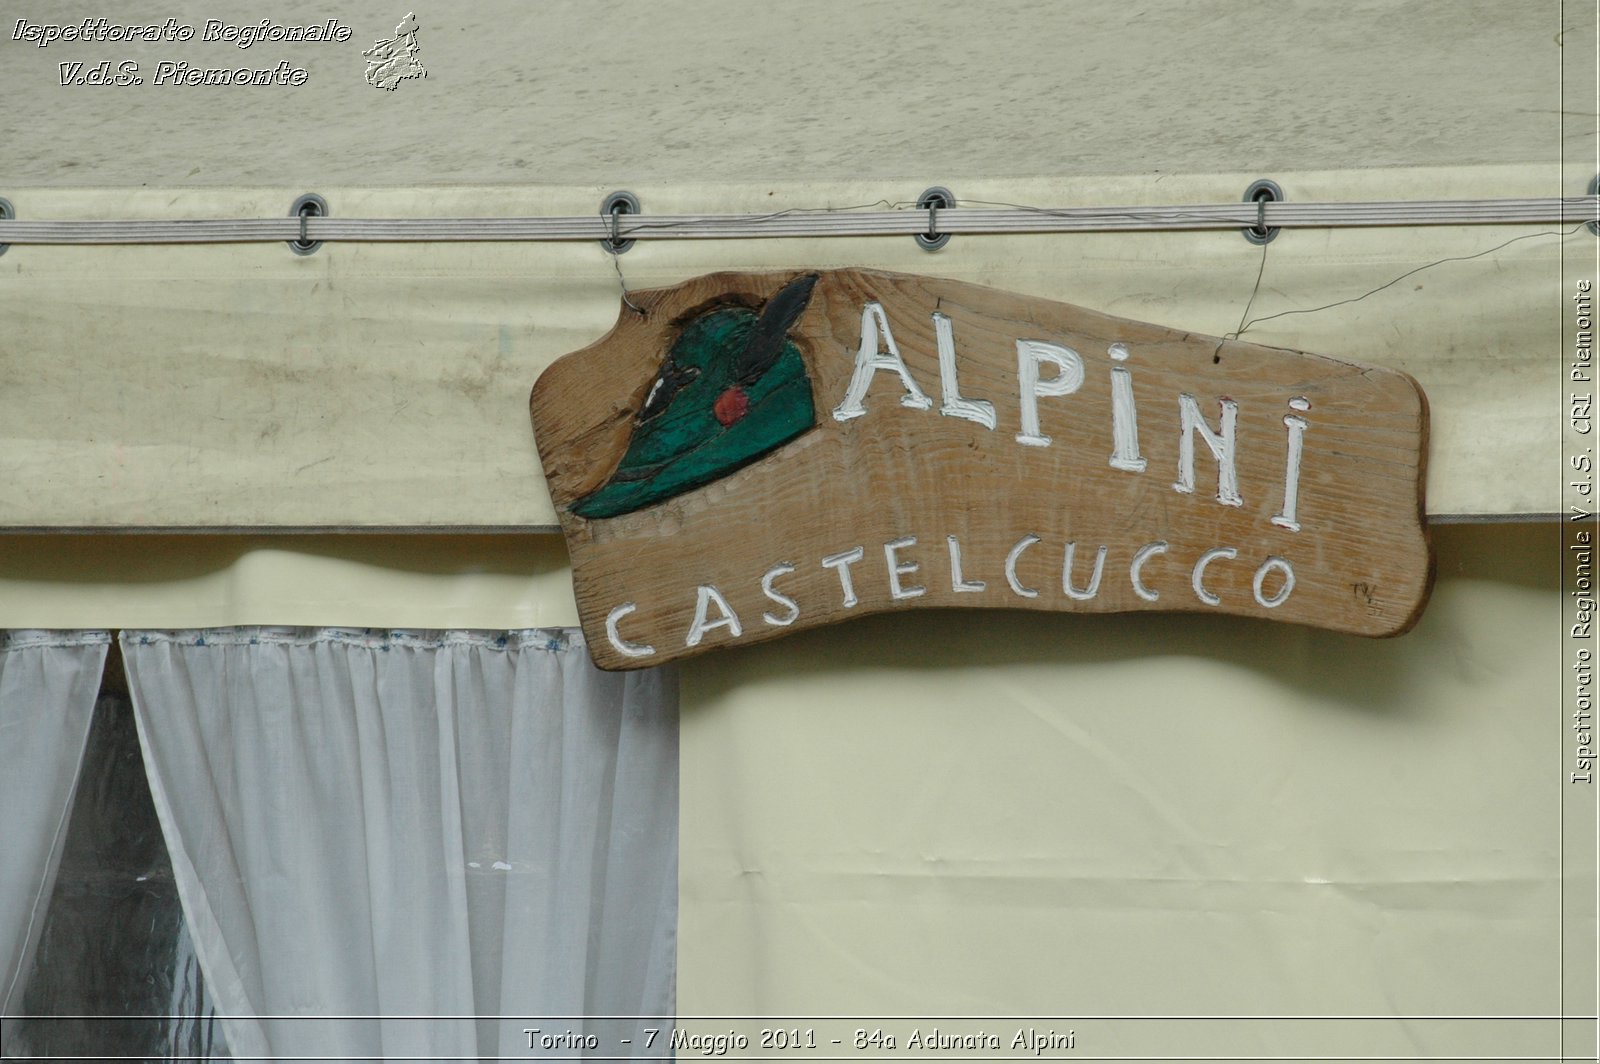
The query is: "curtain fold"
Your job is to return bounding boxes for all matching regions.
[122,627,677,1061]
[0,630,110,1038]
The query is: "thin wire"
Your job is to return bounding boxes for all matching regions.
[1219,238,1272,354]
[0,196,1593,244]
[1233,225,1586,335]
[601,204,645,316]
[608,247,644,316]
[599,199,915,312]
[611,198,906,238]
[948,196,1245,228]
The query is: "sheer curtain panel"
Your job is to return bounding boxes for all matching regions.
[121,628,677,1060]
[0,630,110,1039]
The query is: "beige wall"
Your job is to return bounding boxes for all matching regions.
[678,523,1590,1058]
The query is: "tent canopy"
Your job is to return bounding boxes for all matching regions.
[1,0,1589,527]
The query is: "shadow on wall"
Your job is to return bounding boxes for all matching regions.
[681,522,1558,718]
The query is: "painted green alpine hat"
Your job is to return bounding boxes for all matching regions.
[571,273,820,519]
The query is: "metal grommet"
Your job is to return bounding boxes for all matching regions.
[288,193,327,256]
[601,190,640,255]
[1588,174,1599,236]
[916,186,955,251]
[1242,179,1282,245]
[0,197,13,257]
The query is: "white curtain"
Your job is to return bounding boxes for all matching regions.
[0,630,110,1036]
[121,627,677,1061]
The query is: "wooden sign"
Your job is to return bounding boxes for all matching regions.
[531,269,1432,671]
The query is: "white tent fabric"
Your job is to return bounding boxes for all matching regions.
[121,627,677,1060]
[0,172,1584,526]
[675,523,1568,1055]
[0,1,1569,189]
[0,0,1590,527]
[0,630,110,1033]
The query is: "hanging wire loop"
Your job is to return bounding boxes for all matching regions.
[1242,179,1283,245]
[915,186,955,251]
[600,191,640,255]
[288,193,327,256]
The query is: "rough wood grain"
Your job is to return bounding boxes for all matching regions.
[531,269,1432,671]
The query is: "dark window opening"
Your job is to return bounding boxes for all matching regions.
[9,645,230,1061]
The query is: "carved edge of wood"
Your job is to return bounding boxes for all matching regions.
[532,269,1433,671]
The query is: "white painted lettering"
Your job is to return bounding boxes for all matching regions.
[1191,547,1238,606]
[933,312,997,430]
[1174,394,1243,506]
[1271,397,1310,531]
[761,563,801,626]
[1107,343,1147,473]
[832,302,933,421]
[685,585,743,647]
[605,602,656,658]
[1015,340,1084,447]
[1252,556,1296,608]
[947,534,986,592]
[884,536,926,600]
[821,546,867,607]
[1062,542,1108,600]
[1130,541,1168,602]
[1005,534,1042,598]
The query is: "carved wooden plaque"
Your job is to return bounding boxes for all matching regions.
[531,269,1432,670]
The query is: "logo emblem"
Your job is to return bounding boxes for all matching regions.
[572,274,819,519]
[364,13,425,90]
